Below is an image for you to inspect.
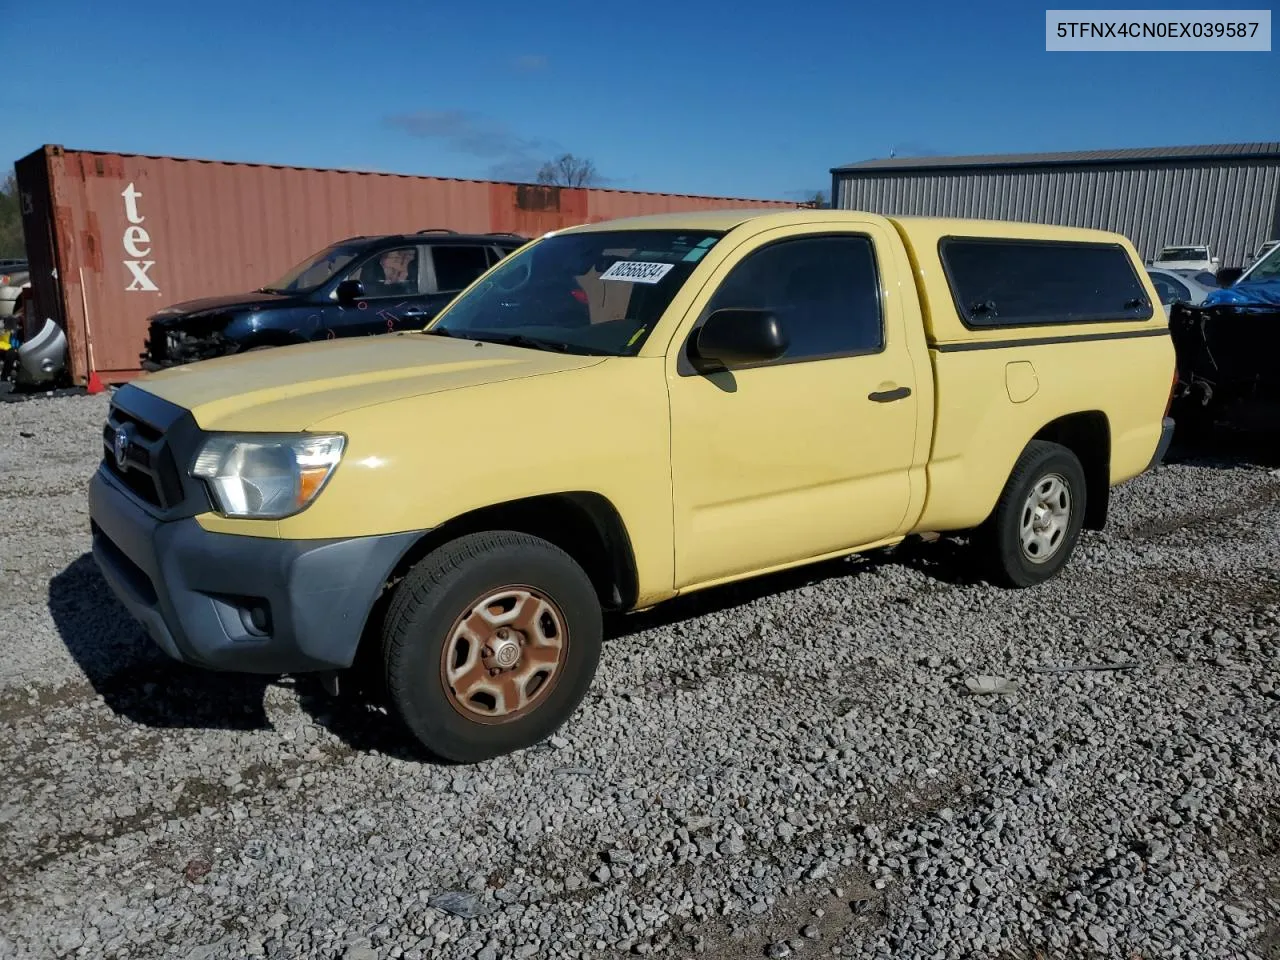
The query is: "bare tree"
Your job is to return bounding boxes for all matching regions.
[535,154,599,187]
[0,171,25,259]
[787,189,829,209]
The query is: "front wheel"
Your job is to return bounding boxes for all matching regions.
[971,440,1087,588]
[382,531,603,763]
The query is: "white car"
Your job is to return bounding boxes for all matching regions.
[1146,268,1217,310]
[1238,240,1279,278]
[1234,240,1280,287]
[0,265,28,318]
[1150,244,1220,273]
[1245,240,1279,265]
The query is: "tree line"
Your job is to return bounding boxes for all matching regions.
[0,173,24,259]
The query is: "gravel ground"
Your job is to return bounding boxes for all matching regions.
[2,391,1279,960]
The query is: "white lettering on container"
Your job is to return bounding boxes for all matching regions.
[123,225,151,258]
[121,183,159,292]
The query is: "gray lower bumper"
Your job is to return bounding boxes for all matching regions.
[1146,416,1176,471]
[89,468,421,674]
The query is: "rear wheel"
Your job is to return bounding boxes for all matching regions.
[972,440,1087,588]
[382,531,602,763]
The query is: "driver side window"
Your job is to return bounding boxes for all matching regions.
[702,234,884,364]
[342,246,425,298]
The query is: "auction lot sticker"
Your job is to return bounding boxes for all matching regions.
[600,261,675,284]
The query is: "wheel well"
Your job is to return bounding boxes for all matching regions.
[1032,411,1111,529]
[385,493,639,612]
[346,492,639,694]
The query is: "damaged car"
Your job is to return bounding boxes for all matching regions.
[1169,300,1280,436]
[141,230,526,369]
[1170,240,1280,435]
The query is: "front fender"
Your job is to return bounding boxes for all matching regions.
[227,311,313,348]
[268,357,677,606]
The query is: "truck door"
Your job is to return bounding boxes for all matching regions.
[666,223,920,589]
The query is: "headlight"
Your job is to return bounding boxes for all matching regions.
[191,433,345,519]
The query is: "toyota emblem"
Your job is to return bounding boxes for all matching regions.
[113,425,133,470]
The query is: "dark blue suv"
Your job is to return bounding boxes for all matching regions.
[142,229,526,369]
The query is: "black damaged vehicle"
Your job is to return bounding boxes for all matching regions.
[142,229,526,369]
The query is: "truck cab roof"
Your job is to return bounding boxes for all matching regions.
[557,208,1133,245]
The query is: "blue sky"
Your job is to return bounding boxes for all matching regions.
[4,0,1276,200]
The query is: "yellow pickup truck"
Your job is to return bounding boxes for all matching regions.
[89,209,1177,762]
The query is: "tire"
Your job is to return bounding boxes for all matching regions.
[382,531,603,763]
[971,440,1088,588]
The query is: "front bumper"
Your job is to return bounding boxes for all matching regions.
[89,468,421,674]
[142,322,236,370]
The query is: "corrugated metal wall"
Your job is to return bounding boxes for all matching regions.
[833,159,1280,268]
[16,145,800,384]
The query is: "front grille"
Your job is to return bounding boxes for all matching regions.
[101,405,184,509]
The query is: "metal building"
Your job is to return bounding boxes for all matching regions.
[831,142,1280,269]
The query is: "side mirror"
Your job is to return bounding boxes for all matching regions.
[335,278,365,304]
[691,308,788,371]
[1215,267,1243,287]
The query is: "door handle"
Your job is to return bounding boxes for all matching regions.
[868,386,912,403]
[402,309,428,319]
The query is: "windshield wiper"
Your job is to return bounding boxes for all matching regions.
[466,332,606,355]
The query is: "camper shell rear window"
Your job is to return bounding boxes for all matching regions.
[938,237,1154,329]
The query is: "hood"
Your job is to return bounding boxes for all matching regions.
[149,290,297,324]
[1204,278,1280,308]
[133,333,609,431]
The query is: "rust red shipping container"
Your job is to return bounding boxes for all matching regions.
[15,144,802,385]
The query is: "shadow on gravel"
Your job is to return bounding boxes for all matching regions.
[605,535,983,642]
[292,676,432,762]
[47,553,440,761]
[1164,426,1280,470]
[45,524,983,760]
[48,553,276,732]
[606,553,873,641]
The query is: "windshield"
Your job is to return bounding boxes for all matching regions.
[1243,243,1280,284]
[263,242,364,293]
[1156,247,1207,262]
[427,229,724,355]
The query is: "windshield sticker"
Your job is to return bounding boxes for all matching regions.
[599,260,675,284]
[682,247,710,263]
